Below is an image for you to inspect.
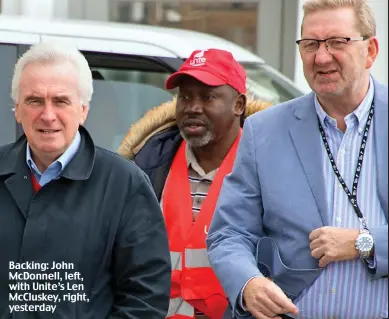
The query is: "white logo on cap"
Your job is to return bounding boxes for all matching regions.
[190,50,207,67]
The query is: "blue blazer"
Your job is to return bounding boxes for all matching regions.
[206,78,388,318]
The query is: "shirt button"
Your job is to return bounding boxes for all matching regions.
[338,183,343,189]
[336,217,342,224]
[332,288,336,294]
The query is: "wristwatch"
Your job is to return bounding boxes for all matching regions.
[355,229,374,259]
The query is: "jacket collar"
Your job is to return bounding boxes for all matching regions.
[371,77,388,218]
[291,92,316,120]
[372,76,387,107]
[0,126,95,181]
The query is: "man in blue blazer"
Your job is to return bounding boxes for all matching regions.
[206,1,388,318]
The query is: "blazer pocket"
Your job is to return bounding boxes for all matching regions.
[256,237,322,300]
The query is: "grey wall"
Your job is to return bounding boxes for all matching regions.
[257,0,299,80]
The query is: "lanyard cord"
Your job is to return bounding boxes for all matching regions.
[317,103,374,230]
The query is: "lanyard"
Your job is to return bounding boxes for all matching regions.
[317,103,374,230]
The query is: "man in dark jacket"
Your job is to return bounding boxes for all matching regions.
[0,42,171,319]
[117,49,270,319]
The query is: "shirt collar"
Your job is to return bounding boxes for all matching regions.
[185,143,217,180]
[26,131,81,175]
[314,77,375,133]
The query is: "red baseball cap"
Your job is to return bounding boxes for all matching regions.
[165,48,247,94]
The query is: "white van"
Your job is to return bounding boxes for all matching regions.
[0,15,303,151]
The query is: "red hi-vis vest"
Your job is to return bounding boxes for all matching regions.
[162,130,242,319]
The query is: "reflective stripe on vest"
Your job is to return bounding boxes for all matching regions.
[171,249,210,270]
[185,248,210,268]
[170,251,182,271]
[170,248,211,270]
[166,297,195,318]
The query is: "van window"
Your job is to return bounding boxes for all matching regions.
[85,60,174,151]
[0,44,17,145]
[243,63,302,104]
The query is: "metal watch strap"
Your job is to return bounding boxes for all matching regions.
[359,249,370,259]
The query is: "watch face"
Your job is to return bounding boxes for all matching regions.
[357,234,374,252]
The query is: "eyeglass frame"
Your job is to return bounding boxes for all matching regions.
[296,36,369,53]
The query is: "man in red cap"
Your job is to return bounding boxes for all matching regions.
[117,48,270,319]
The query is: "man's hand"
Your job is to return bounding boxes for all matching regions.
[309,226,359,267]
[242,277,298,319]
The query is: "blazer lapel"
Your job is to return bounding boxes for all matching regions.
[289,93,329,226]
[372,79,388,218]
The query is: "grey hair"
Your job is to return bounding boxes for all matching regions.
[302,0,376,37]
[11,41,93,105]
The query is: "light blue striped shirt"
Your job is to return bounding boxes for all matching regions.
[293,78,388,319]
[26,131,81,187]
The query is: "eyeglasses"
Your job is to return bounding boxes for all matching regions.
[296,36,369,53]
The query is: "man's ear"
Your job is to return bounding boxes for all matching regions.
[79,105,89,125]
[234,94,247,117]
[14,104,22,124]
[365,36,379,69]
